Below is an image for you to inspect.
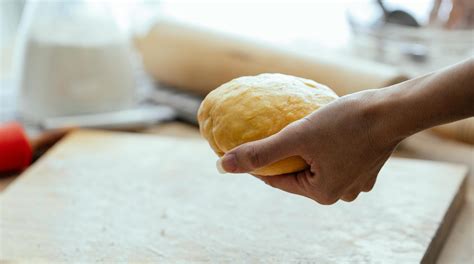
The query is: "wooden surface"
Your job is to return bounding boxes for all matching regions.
[0,130,467,263]
[135,19,407,96]
[134,20,474,146]
[398,131,474,263]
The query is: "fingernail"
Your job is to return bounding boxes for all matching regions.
[217,153,237,173]
[216,158,227,174]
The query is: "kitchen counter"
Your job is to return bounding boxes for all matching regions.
[0,122,472,263]
[1,2,471,261]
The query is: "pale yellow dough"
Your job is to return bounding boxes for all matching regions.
[197,73,339,176]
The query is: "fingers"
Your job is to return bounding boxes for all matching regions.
[256,173,308,197]
[257,174,377,204]
[255,171,341,205]
[218,122,305,173]
[265,173,377,204]
[362,177,377,192]
[341,192,360,202]
[341,176,377,202]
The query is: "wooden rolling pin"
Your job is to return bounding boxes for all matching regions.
[134,19,473,145]
[134,19,408,96]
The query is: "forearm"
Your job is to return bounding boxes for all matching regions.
[372,58,474,142]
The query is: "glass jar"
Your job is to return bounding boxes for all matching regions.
[14,0,136,122]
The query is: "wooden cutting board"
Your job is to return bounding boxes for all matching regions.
[0,130,467,263]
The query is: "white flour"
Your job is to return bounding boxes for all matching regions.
[18,19,135,121]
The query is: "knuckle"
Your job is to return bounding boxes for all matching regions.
[317,197,339,205]
[362,177,377,192]
[342,192,359,202]
[314,192,339,205]
[362,185,374,192]
[309,179,345,205]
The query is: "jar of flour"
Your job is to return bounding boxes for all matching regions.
[15,0,135,122]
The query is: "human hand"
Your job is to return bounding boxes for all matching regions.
[218,89,402,205]
[218,59,474,205]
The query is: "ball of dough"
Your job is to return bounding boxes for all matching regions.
[198,73,338,176]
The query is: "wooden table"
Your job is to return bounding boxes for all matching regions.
[0,122,472,263]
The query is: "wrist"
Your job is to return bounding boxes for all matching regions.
[357,58,474,149]
[358,86,414,149]
[362,74,445,143]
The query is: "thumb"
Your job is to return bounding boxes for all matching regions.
[217,122,304,173]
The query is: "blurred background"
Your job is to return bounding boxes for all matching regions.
[0,1,473,262]
[1,0,473,128]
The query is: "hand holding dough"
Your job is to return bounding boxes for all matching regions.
[199,60,474,204]
[197,73,338,176]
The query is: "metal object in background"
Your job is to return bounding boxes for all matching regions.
[376,0,420,27]
[149,85,202,125]
[41,106,176,131]
[347,2,474,76]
